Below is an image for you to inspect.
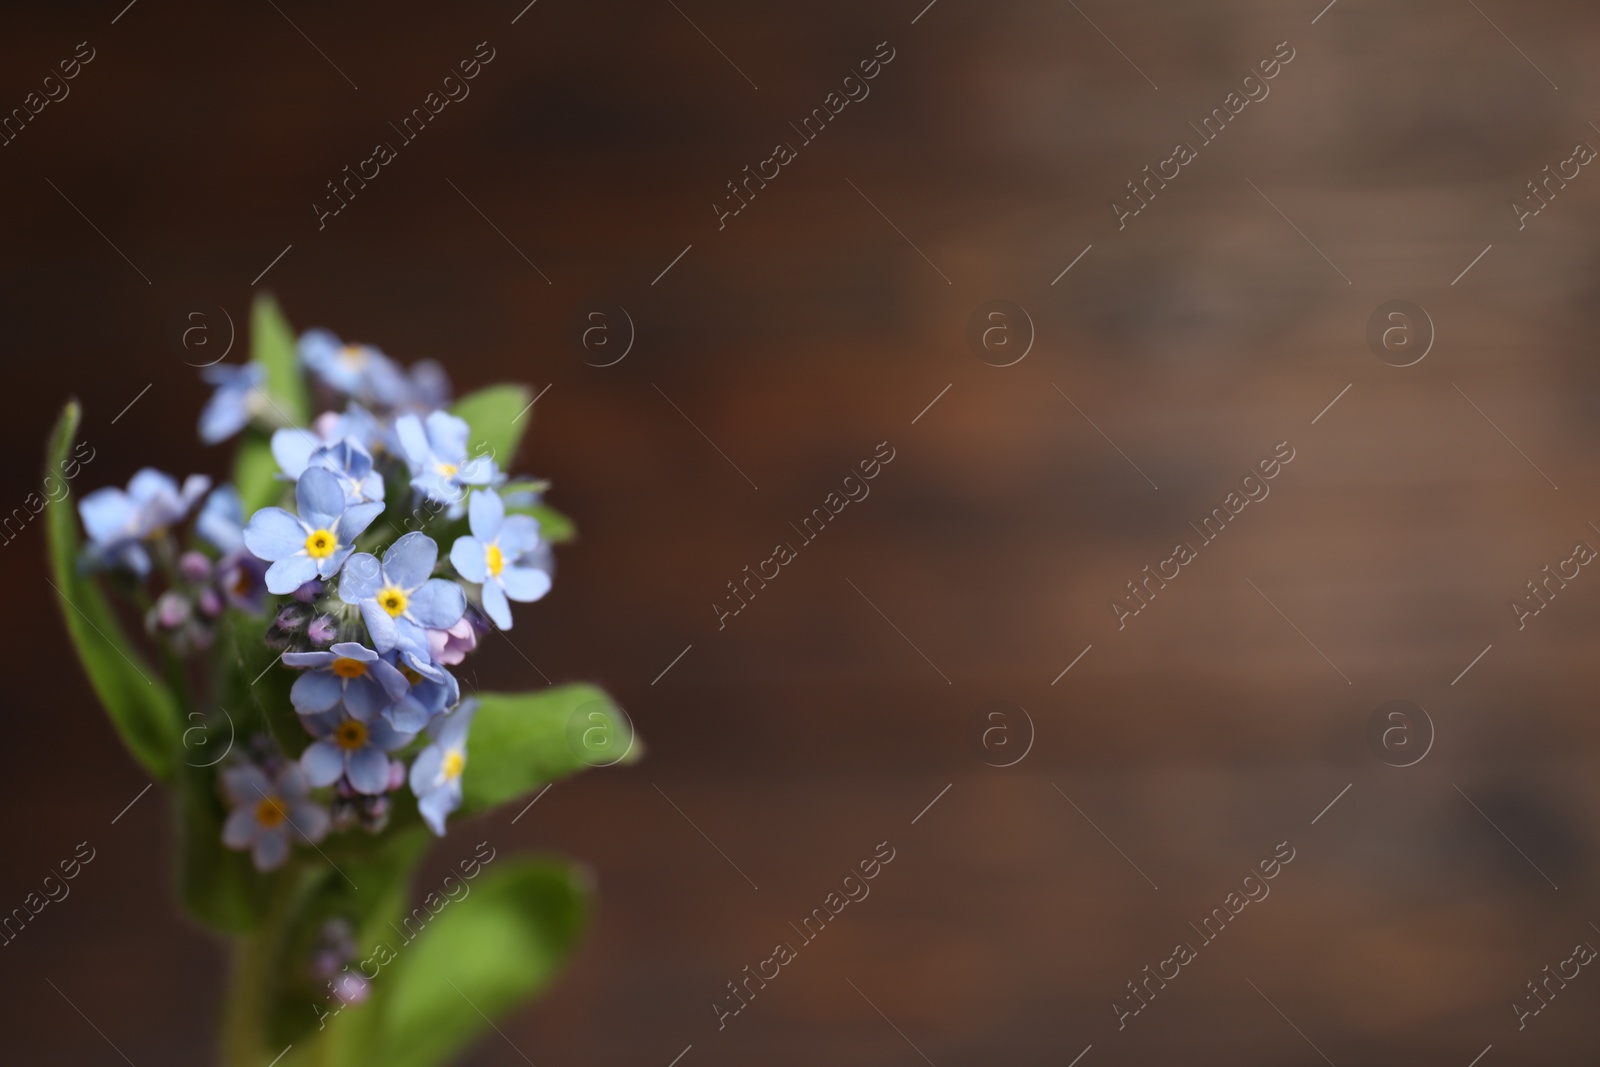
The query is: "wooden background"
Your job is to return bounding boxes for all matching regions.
[3,0,1600,1062]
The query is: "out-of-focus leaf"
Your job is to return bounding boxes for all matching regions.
[43,401,180,781]
[233,429,287,518]
[510,501,575,544]
[252,293,310,426]
[376,858,589,1067]
[450,384,532,470]
[459,686,639,817]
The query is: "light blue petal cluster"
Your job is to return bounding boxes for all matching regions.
[338,532,466,656]
[242,468,384,594]
[270,431,385,505]
[221,762,329,870]
[282,641,410,721]
[79,469,211,576]
[300,709,416,795]
[299,329,412,407]
[198,363,266,444]
[450,490,551,629]
[396,412,497,509]
[409,699,476,835]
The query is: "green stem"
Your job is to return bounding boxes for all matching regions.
[219,866,302,1067]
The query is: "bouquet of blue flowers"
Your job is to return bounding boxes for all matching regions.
[45,297,637,1067]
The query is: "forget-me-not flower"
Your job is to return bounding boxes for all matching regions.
[283,641,410,721]
[270,433,384,505]
[198,363,267,444]
[383,648,459,733]
[449,490,550,630]
[409,698,476,835]
[79,469,211,576]
[299,329,411,407]
[395,411,496,506]
[221,761,329,871]
[242,467,385,595]
[300,708,415,795]
[338,531,465,656]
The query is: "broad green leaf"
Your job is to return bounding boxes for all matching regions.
[43,401,180,781]
[451,384,532,471]
[252,293,310,426]
[377,858,590,1067]
[234,429,287,518]
[224,617,307,759]
[460,686,639,816]
[513,502,576,544]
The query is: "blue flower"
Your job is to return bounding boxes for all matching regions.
[299,329,411,407]
[300,708,415,795]
[338,532,465,656]
[449,490,550,630]
[198,363,266,444]
[221,762,329,871]
[395,412,496,506]
[79,469,211,576]
[270,432,385,505]
[409,698,476,835]
[197,485,246,555]
[283,641,410,721]
[242,467,385,595]
[383,648,459,733]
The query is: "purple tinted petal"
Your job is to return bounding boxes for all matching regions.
[222,806,258,848]
[346,747,390,795]
[275,763,312,799]
[287,801,329,843]
[385,696,431,734]
[221,765,275,805]
[300,741,346,787]
[365,715,417,752]
[242,507,307,562]
[383,532,438,591]
[264,555,318,596]
[449,536,487,583]
[252,830,290,870]
[328,642,377,661]
[282,650,335,669]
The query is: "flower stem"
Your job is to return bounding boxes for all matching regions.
[218,865,303,1067]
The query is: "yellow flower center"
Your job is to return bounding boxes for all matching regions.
[436,461,459,478]
[335,720,369,751]
[486,543,505,577]
[338,345,367,367]
[331,657,367,679]
[254,796,288,828]
[399,664,423,686]
[378,587,408,617]
[304,529,338,559]
[442,748,466,781]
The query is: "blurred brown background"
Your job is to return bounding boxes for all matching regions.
[4,0,1600,1062]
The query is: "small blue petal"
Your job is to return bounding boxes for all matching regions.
[242,507,308,562]
[383,532,438,591]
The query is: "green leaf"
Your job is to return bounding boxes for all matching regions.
[460,686,639,817]
[450,384,532,471]
[376,858,590,1067]
[252,293,310,426]
[233,430,288,518]
[43,401,181,781]
[514,502,575,544]
[223,617,308,759]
